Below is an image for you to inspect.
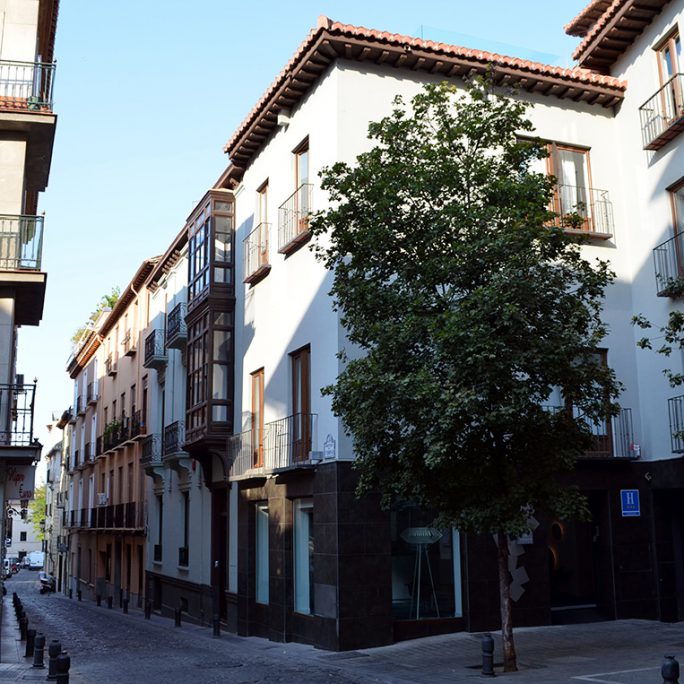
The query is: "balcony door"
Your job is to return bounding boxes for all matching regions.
[657,30,683,123]
[670,180,684,277]
[551,145,593,232]
[291,346,310,462]
[251,369,264,468]
[257,181,269,268]
[294,139,310,234]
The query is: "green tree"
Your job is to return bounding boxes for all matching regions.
[310,80,620,671]
[633,311,684,388]
[27,485,46,541]
[71,286,121,346]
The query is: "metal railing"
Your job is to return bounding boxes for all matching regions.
[87,502,143,530]
[105,352,117,376]
[653,232,684,296]
[164,420,186,455]
[575,407,635,459]
[122,329,136,356]
[669,395,684,453]
[228,413,318,478]
[141,434,162,468]
[278,184,313,252]
[75,395,84,416]
[130,409,145,439]
[144,329,167,368]
[86,382,98,405]
[244,222,270,282]
[166,302,187,349]
[640,73,684,149]
[0,215,44,270]
[84,442,91,463]
[0,61,55,110]
[0,383,36,446]
[555,185,613,237]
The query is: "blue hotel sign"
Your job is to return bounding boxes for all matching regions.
[620,489,640,518]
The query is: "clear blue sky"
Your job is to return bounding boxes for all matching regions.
[18,0,589,453]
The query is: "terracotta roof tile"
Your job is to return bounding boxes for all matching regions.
[564,0,613,37]
[573,0,625,60]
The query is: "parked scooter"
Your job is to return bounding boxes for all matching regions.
[38,572,55,594]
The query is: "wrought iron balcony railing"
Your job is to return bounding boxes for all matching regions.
[278,184,313,254]
[75,395,84,416]
[0,215,44,271]
[640,73,684,150]
[122,329,136,357]
[669,395,684,453]
[244,222,271,284]
[141,434,164,479]
[228,413,318,479]
[105,352,117,376]
[166,302,187,350]
[144,329,167,369]
[554,185,613,239]
[164,420,186,455]
[0,61,55,111]
[653,232,684,297]
[0,383,36,447]
[86,382,98,406]
[130,409,145,439]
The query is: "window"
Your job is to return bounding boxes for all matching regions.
[278,139,313,253]
[291,346,311,462]
[189,209,210,304]
[251,369,264,467]
[187,312,209,436]
[658,30,682,86]
[255,503,269,604]
[294,499,314,614]
[19,532,26,542]
[294,139,311,232]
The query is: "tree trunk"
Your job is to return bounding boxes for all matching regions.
[496,531,518,672]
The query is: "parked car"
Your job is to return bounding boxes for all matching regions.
[26,552,44,570]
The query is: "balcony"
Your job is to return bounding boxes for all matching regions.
[72,450,79,470]
[144,330,167,370]
[244,222,271,284]
[122,329,136,357]
[86,382,98,406]
[95,435,103,458]
[669,396,684,453]
[228,413,318,480]
[640,74,684,151]
[575,408,637,459]
[83,442,91,464]
[130,409,146,440]
[0,60,55,112]
[75,395,85,417]
[163,420,191,473]
[554,185,613,240]
[141,434,164,478]
[278,183,313,255]
[178,546,189,567]
[653,232,684,297]
[0,383,38,459]
[103,418,128,452]
[105,353,117,377]
[165,302,187,350]
[87,502,143,530]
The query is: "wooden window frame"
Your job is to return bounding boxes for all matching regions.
[251,369,264,468]
[656,29,683,123]
[668,176,684,276]
[290,345,311,462]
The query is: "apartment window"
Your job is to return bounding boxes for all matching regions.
[295,138,309,191]
[251,369,264,467]
[187,311,209,434]
[279,138,313,253]
[19,532,26,542]
[212,312,232,422]
[657,29,682,87]
[255,503,269,604]
[294,499,314,615]
[258,181,268,224]
[291,346,311,462]
[189,209,210,304]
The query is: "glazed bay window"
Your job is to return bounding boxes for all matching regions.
[294,499,314,615]
[186,312,208,440]
[255,503,269,604]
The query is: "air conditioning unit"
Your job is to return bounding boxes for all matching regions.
[96,493,108,506]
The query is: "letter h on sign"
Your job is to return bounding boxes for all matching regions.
[620,489,640,517]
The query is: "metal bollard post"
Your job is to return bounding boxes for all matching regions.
[174,608,181,627]
[212,616,220,638]
[107,596,112,609]
[96,594,101,607]
[55,651,70,684]
[33,632,45,668]
[19,615,27,641]
[144,600,151,620]
[25,628,36,658]
[663,655,680,683]
[123,598,128,614]
[119,588,123,608]
[482,633,495,677]
[77,589,81,601]
[68,589,72,599]
[47,639,61,680]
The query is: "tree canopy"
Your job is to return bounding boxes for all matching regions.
[71,287,120,346]
[310,79,620,671]
[27,485,46,541]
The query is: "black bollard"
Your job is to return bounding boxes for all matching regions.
[77,589,81,601]
[107,596,113,609]
[482,633,495,677]
[47,639,61,680]
[119,588,123,608]
[68,588,72,599]
[663,655,680,683]
[96,594,101,607]
[123,598,128,614]
[19,615,27,641]
[55,651,70,684]
[33,633,45,668]
[174,607,181,627]
[25,628,35,658]
[12,591,17,605]
[212,616,220,638]
[144,600,151,620]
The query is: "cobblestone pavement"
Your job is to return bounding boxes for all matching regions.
[4,569,684,683]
